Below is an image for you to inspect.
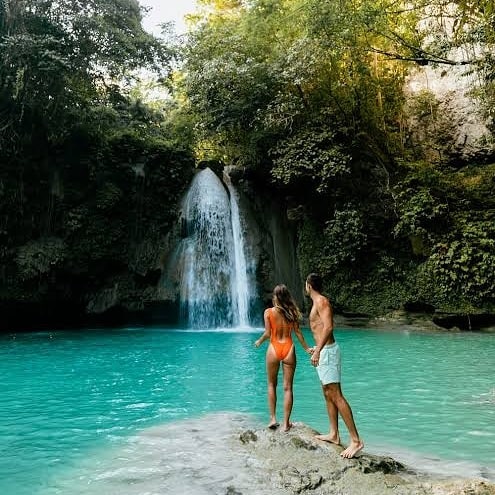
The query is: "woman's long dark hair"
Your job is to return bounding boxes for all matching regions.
[272,284,301,323]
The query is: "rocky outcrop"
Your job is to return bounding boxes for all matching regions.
[235,421,495,495]
[405,63,495,165]
[404,14,495,165]
[69,413,494,495]
[431,312,495,332]
[334,309,495,333]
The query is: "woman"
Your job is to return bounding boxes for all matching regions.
[254,284,312,431]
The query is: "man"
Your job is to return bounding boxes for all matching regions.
[306,273,364,458]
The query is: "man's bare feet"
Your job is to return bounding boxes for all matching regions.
[314,433,341,445]
[340,439,364,458]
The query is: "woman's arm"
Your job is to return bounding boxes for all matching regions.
[254,308,271,347]
[294,324,313,355]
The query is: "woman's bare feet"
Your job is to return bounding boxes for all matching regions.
[340,439,364,458]
[267,421,279,430]
[282,422,293,432]
[314,433,341,445]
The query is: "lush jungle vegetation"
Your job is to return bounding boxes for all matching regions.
[1,0,494,329]
[181,0,495,322]
[0,0,195,329]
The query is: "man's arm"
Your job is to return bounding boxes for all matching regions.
[311,297,334,366]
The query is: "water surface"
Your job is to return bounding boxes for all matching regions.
[1,327,494,494]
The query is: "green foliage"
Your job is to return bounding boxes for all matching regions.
[187,0,495,320]
[334,255,418,316]
[95,183,124,211]
[0,1,195,311]
[323,208,367,269]
[296,208,367,278]
[298,215,417,315]
[271,128,352,194]
[393,188,448,239]
[4,0,495,323]
[180,0,495,319]
[297,218,328,280]
[408,90,441,120]
[0,0,173,148]
[393,162,450,242]
[422,218,495,307]
[393,162,495,312]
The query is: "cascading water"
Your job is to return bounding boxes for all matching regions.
[224,172,251,327]
[177,168,255,329]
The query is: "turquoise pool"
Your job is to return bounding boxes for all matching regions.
[1,327,494,493]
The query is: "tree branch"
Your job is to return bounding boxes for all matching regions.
[368,46,474,66]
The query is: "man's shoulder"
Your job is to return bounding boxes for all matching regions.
[316,294,331,308]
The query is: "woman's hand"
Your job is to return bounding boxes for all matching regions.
[310,348,320,367]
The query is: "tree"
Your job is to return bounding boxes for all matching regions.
[0,0,173,143]
[0,1,195,327]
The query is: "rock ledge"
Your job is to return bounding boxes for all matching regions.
[234,422,495,495]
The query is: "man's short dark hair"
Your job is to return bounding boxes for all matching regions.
[306,273,323,293]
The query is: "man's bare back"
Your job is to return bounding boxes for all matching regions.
[309,293,335,347]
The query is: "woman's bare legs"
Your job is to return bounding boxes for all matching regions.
[281,346,296,431]
[266,345,280,428]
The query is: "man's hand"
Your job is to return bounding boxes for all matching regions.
[311,349,320,366]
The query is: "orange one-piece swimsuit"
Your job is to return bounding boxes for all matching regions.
[268,307,294,361]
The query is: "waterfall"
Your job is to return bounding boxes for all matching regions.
[177,168,255,329]
[224,172,251,327]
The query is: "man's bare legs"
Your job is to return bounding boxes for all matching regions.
[317,383,364,458]
[281,347,296,432]
[315,385,340,444]
[266,346,280,429]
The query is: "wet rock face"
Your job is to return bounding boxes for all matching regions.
[356,454,407,475]
[432,313,495,332]
[159,169,303,326]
